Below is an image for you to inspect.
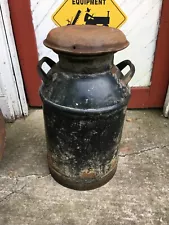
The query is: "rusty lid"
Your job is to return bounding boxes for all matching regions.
[43,25,129,55]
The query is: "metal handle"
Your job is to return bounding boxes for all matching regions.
[37,57,56,84]
[116,60,135,85]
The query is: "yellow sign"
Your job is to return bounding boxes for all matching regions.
[52,0,127,28]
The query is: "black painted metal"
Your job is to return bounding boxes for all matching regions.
[38,27,135,190]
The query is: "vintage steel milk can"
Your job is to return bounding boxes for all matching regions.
[38,25,135,190]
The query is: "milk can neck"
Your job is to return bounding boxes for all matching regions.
[58,53,114,74]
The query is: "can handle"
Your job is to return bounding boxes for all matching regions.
[37,57,56,84]
[116,60,135,85]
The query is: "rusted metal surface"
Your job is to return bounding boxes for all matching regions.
[80,169,96,179]
[49,163,118,191]
[45,106,123,190]
[38,25,135,190]
[48,151,118,191]
[43,25,129,55]
[0,110,6,160]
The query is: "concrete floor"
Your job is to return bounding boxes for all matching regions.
[0,109,169,225]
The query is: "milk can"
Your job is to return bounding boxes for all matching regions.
[38,25,135,190]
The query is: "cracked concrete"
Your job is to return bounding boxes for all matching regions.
[0,109,169,225]
[119,145,169,157]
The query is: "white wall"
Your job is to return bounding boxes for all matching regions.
[31,0,162,87]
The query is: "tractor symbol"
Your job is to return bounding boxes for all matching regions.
[67,8,110,26]
[84,8,110,26]
[67,10,81,25]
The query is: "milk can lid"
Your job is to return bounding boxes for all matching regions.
[43,25,129,55]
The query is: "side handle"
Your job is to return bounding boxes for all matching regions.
[37,57,56,84]
[116,60,135,85]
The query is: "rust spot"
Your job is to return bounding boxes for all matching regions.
[120,146,130,153]
[81,169,96,179]
[119,146,134,155]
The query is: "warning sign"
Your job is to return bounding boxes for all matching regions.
[52,0,127,28]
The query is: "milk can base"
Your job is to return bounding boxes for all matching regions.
[48,162,118,191]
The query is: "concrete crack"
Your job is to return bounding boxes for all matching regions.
[0,184,26,204]
[0,174,50,204]
[119,145,169,157]
[0,174,50,179]
[16,174,50,179]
